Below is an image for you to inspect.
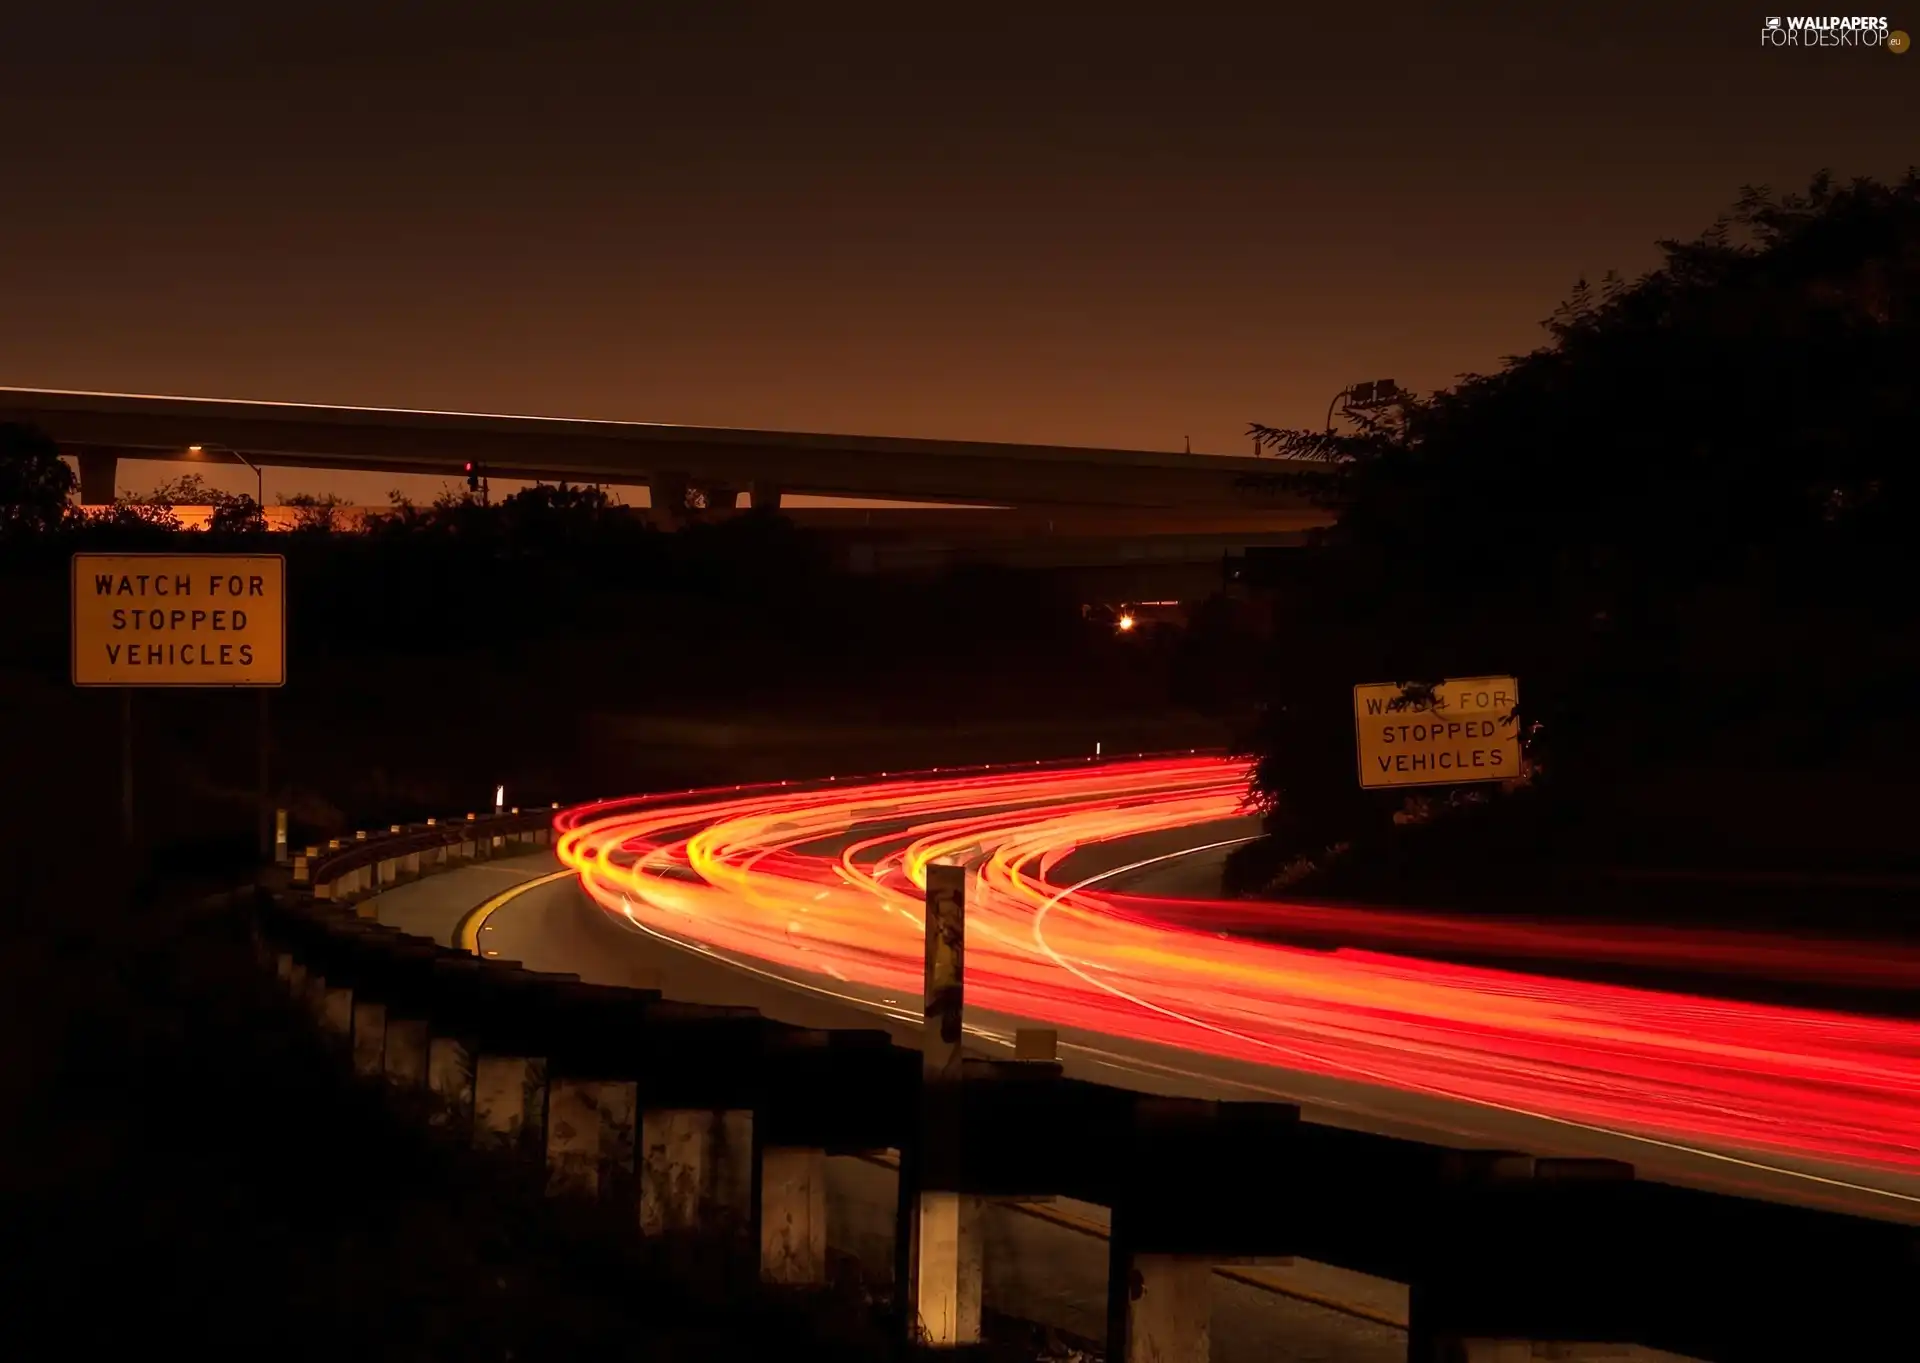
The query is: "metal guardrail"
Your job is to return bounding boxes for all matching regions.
[256,804,1918,1363]
[292,805,558,906]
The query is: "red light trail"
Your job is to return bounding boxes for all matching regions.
[554,755,1920,1181]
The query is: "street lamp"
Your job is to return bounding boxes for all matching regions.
[187,440,273,860]
[188,442,265,515]
[1325,379,1406,431]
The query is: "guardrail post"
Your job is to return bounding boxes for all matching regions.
[350,999,387,1078]
[1116,1255,1212,1363]
[427,1035,476,1130]
[1104,1097,1283,1363]
[639,1109,754,1236]
[384,1014,430,1091]
[473,1054,548,1160]
[906,861,983,1345]
[1407,1155,1639,1363]
[318,979,353,1042]
[546,1078,638,1201]
[1014,1028,1058,1061]
[300,964,325,1015]
[758,1144,827,1285]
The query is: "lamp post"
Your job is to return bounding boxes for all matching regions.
[1326,379,1405,431]
[187,441,272,859]
[187,442,265,518]
[1324,386,1354,432]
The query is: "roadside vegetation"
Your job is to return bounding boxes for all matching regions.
[1223,172,1920,907]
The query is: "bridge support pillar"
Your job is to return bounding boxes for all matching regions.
[913,1189,984,1345]
[350,1000,387,1077]
[76,450,117,505]
[639,1108,753,1235]
[650,471,690,523]
[472,1054,546,1158]
[758,1145,827,1285]
[748,479,783,511]
[545,1078,638,1200]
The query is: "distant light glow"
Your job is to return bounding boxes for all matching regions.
[1116,613,1135,632]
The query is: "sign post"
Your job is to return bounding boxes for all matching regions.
[72,553,288,855]
[902,860,982,1346]
[1353,675,1520,790]
[259,689,272,859]
[121,688,134,847]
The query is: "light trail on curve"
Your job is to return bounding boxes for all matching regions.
[554,755,1920,1181]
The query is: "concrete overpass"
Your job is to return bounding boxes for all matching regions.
[1,386,1321,517]
[783,506,1316,601]
[106,498,1319,604]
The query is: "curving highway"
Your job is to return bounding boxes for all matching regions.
[549,754,1920,1219]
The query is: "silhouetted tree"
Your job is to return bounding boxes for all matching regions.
[1240,170,1920,853]
[279,491,347,533]
[0,423,75,537]
[132,472,266,535]
[207,497,266,535]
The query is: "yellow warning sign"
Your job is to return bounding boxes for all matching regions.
[1353,675,1519,789]
[72,553,286,687]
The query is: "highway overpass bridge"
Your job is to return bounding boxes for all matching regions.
[1,386,1326,519]
[100,497,1314,604]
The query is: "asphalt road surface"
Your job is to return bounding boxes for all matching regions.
[375,854,1737,1361]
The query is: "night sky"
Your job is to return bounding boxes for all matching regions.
[3,2,1913,503]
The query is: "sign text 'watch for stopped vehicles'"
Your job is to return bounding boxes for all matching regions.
[71,553,286,687]
[1353,675,1520,789]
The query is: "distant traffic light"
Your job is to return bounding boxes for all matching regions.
[465,461,480,492]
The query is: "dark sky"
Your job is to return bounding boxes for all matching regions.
[3,2,1914,500]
